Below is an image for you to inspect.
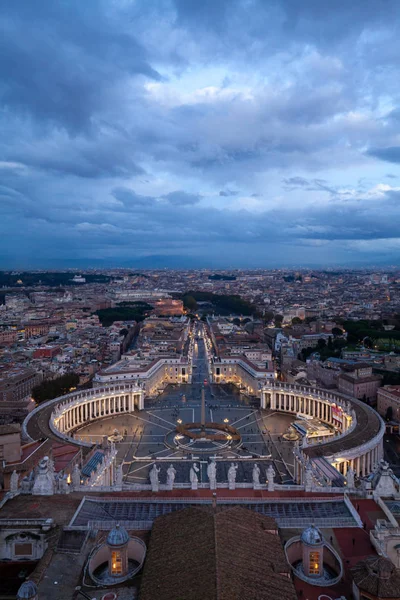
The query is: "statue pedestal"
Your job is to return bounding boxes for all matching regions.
[228,482,235,490]
[151,483,159,493]
[253,484,261,490]
[191,482,198,490]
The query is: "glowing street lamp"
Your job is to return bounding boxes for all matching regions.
[223,418,229,423]
[177,418,182,424]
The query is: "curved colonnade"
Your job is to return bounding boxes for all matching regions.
[24,383,145,446]
[262,382,385,479]
[24,379,385,484]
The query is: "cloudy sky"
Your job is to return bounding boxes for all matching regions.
[1,0,400,268]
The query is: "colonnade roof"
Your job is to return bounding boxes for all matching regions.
[303,399,382,458]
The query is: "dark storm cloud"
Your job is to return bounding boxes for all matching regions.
[219,190,238,197]
[0,0,160,132]
[1,0,400,266]
[162,191,202,205]
[15,147,145,179]
[173,0,400,45]
[283,177,337,195]
[282,177,310,187]
[367,147,400,165]
[112,188,154,207]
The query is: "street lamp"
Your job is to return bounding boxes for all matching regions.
[177,418,182,424]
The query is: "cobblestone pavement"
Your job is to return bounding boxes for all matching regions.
[75,386,297,486]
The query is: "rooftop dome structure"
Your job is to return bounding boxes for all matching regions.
[107,523,129,547]
[88,529,146,587]
[352,555,400,599]
[300,525,323,546]
[17,581,38,600]
[366,556,395,579]
[285,525,343,587]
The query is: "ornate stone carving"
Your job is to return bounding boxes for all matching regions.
[32,456,55,496]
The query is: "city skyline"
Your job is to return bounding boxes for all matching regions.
[1,1,400,268]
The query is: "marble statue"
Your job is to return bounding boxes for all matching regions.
[150,464,160,492]
[167,464,177,490]
[252,463,260,488]
[72,464,81,490]
[58,473,69,494]
[304,463,314,491]
[207,459,217,490]
[48,456,55,473]
[190,463,199,490]
[32,457,55,496]
[228,463,238,490]
[21,476,31,494]
[266,464,275,492]
[346,466,355,489]
[115,463,123,489]
[10,470,19,494]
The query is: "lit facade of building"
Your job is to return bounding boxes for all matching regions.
[211,356,275,395]
[93,356,192,396]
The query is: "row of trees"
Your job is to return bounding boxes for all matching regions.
[299,337,347,362]
[343,319,400,345]
[0,271,112,287]
[32,373,80,404]
[182,292,257,316]
[96,302,153,327]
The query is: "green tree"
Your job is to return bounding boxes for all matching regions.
[32,373,80,403]
[291,317,303,325]
[263,311,274,323]
[385,406,393,421]
[332,327,343,336]
[183,295,197,311]
[274,314,284,327]
[304,316,317,324]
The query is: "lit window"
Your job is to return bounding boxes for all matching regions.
[309,551,320,575]
[111,550,122,575]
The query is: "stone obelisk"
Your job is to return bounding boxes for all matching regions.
[201,387,206,436]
